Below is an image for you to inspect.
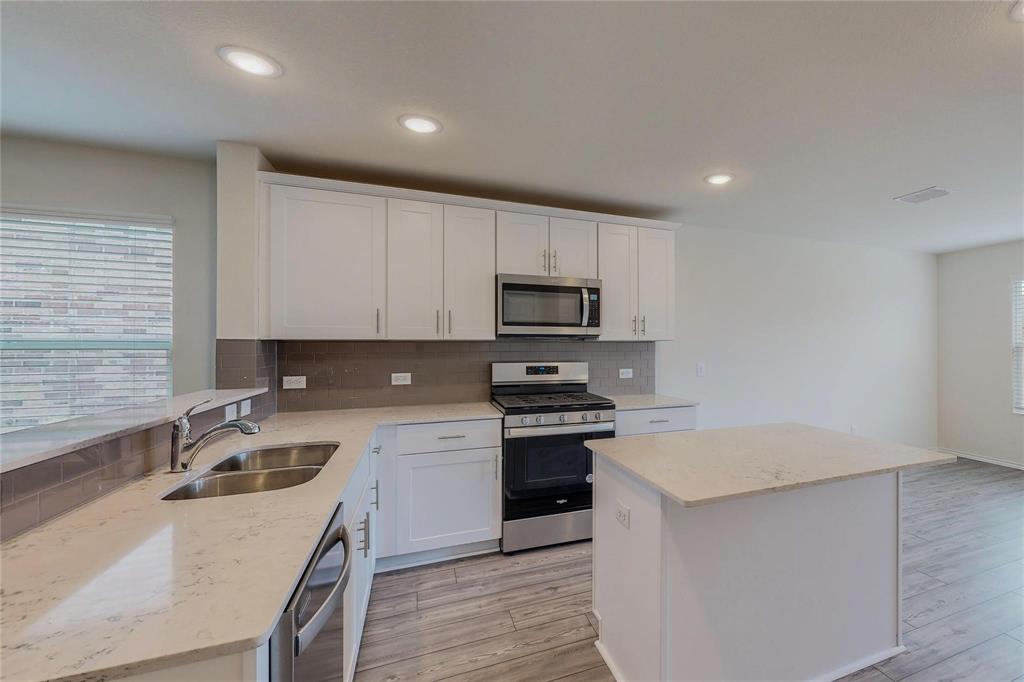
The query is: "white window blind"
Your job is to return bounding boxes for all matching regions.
[1015,279,1024,414]
[0,210,173,433]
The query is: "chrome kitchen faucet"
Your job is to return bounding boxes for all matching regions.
[170,399,260,471]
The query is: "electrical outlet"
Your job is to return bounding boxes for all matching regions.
[224,403,238,421]
[391,372,412,386]
[282,376,306,390]
[696,362,706,377]
[615,500,631,529]
[619,368,633,379]
[240,399,251,417]
[850,425,857,435]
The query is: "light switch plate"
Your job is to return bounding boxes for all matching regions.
[615,500,631,529]
[282,376,306,390]
[619,368,633,379]
[240,399,251,417]
[391,372,412,386]
[224,403,238,421]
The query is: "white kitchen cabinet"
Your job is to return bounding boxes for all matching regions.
[443,205,496,340]
[549,218,598,279]
[387,199,444,339]
[395,447,502,554]
[342,448,375,682]
[637,227,675,341]
[597,223,639,340]
[496,211,550,276]
[597,223,675,341]
[268,185,386,339]
[615,406,696,436]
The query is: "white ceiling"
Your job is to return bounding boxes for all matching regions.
[2,1,1022,253]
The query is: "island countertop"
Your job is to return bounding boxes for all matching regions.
[0,402,501,682]
[586,422,954,508]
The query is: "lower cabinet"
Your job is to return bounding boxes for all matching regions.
[341,447,376,682]
[615,406,697,436]
[394,447,502,554]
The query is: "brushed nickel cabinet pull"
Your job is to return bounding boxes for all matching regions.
[649,419,670,424]
[376,308,381,334]
[371,479,379,509]
[436,309,440,335]
[632,315,637,335]
[437,434,467,440]
[641,315,646,336]
[552,250,558,273]
[541,249,547,272]
[448,309,453,335]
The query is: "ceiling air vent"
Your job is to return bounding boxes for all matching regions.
[892,186,950,204]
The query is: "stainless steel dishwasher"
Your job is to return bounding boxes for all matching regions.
[270,503,352,681]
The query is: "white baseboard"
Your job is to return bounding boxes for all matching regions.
[374,539,499,573]
[594,640,628,682]
[938,447,1024,471]
[813,645,906,682]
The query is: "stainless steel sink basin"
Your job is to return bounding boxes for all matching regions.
[162,466,322,501]
[210,443,339,472]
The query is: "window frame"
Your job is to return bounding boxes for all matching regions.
[1013,279,1024,415]
[0,204,174,433]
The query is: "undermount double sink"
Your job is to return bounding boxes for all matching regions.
[162,443,339,501]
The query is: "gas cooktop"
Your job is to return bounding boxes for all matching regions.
[491,391,614,411]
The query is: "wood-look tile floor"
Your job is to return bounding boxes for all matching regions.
[357,459,1023,682]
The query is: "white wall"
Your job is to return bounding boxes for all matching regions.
[0,135,217,394]
[938,240,1024,468]
[657,224,938,448]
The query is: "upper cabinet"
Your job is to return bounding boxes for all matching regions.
[387,199,444,340]
[269,185,386,339]
[598,223,675,341]
[549,218,598,279]
[261,176,674,341]
[497,212,597,279]
[496,212,549,276]
[444,205,496,340]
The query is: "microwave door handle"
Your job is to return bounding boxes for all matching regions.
[581,288,589,327]
[292,525,352,655]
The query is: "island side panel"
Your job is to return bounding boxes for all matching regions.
[661,472,901,681]
[593,454,663,682]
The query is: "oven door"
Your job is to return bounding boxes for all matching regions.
[497,274,601,336]
[503,422,614,520]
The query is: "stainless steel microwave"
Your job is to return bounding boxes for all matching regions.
[496,274,602,337]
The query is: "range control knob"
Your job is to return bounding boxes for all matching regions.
[520,416,530,426]
[535,415,545,425]
[593,412,602,421]
[559,414,568,423]
[581,413,589,422]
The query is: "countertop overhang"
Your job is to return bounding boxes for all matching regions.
[586,422,955,507]
[0,402,501,682]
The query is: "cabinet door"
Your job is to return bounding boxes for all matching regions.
[269,185,386,339]
[637,227,676,341]
[597,223,638,340]
[549,218,597,279]
[496,211,550,276]
[443,205,496,340]
[395,447,502,554]
[344,479,373,681]
[387,199,444,339]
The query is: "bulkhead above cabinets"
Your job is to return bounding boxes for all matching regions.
[257,172,677,341]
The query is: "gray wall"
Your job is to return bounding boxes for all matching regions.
[0,135,217,394]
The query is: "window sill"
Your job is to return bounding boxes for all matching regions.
[0,388,268,474]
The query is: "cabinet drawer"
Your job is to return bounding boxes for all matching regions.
[615,407,696,436]
[394,419,501,455]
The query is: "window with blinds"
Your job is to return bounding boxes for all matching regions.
[1015,279,1024,414]
[0,210,173,433]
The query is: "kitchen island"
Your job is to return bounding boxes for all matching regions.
[586,423,954,682]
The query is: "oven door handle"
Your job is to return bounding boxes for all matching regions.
[581,288,589,327]
[289,523,352,656]
[505,422,614,439]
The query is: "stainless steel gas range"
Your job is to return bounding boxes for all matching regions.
[491,362,615,553]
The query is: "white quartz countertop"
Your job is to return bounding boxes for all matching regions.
[611,394,699,411]
[0,388,269,473]
[586,422,954,508]
[0,402,500,682]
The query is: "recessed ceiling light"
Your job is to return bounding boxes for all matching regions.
[217,46,283,77]
[704,173,735,185]
[399,115,442,134]
[1011,0,1024,22]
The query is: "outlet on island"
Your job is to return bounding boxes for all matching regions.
[391,372,412,386]
[619,368,633,379]
[282,376,306,390]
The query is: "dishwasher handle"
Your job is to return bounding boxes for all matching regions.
[289,520,352,656]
